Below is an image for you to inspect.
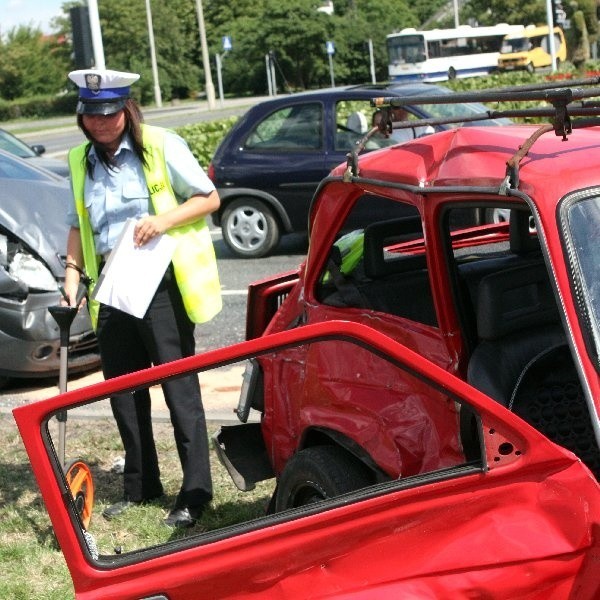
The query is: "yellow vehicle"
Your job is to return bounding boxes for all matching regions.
[498,25,566,73]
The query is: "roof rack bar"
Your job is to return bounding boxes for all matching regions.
[445,76,600,94]
[380,105,600,132]
[372,86,600,108]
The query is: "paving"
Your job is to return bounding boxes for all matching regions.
[1,363,251,424]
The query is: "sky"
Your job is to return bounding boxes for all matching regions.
[1,0,65,35]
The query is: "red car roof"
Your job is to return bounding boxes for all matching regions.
[332,125,600,205]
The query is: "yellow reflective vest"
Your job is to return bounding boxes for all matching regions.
[68,124,222,330]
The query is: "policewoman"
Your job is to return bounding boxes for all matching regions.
[63,69,222,528]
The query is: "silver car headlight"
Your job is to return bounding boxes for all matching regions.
[1,233,58,293]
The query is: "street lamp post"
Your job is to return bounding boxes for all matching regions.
[216,53,225,106]
[368,39,376,84]
[194,0,216,110]
[326,41,335,87]
[144,0,162,107]
[86,0,105,69]
[545,0,558,72]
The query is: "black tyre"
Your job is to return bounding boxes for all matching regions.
[221,198,280,258]
[448,66,457,80]
[275,446,372,511]
[526,62,535,75]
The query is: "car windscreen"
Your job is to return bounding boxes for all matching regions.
[0,130,37,159]
[0,151,54,181]
[563,191,600,364]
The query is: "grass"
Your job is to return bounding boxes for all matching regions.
[0,411,275,599]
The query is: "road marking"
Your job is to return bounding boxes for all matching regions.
[221,290,248,295]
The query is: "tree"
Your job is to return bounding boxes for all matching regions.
[334,0,420,84]
[0,25,69,100]
[0,0,438,105]
[94,0,202,103]
[461,0,547,26]
[207,0,422,94]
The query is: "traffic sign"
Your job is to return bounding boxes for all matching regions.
[222,36,232,51]
[326,41,335,55]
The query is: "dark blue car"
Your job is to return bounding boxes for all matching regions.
[208,83,508,258]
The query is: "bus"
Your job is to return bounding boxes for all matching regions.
[387,24,525,82]
[497,25,567,73]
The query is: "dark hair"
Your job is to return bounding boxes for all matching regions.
[78,98,147,177]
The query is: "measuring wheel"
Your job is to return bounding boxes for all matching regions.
[65,459,95,529]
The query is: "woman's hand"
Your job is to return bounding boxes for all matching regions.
[133,215,166,247]
[133,189,220,246]
[61,280,85,308]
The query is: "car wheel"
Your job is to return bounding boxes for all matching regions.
[275,446,371,511]
[221,198,280,258]
[448,66,457,80]
[526,62,535,74]
[486,208,510,223]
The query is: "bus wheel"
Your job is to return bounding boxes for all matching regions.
[526,62,535,74]
[448,66,457,79]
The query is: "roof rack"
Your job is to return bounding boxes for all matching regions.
[344,77,600,188]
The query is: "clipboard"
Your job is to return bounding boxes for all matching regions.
[91,218,177,318]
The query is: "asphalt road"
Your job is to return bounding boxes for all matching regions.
[10,95,272,157]
[0,96,308,401]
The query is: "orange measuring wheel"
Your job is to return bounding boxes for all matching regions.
[65,460,94,529]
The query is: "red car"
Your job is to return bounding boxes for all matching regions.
[12,82,600,598]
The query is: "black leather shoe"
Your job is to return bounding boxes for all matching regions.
[102,500,138,520]
[163,506,204,528]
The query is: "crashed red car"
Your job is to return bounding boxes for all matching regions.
[12,81,600,598]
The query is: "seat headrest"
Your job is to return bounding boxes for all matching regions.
[476,263,559,340]
[363,216,425,279]
[346,111,368,134]
[509,210,539,255]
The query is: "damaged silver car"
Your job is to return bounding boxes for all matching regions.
[0,149,99,388]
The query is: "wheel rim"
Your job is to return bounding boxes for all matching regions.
[225,204,269,253]
[65,460,94,529]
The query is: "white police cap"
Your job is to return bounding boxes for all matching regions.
[68,69,140,115]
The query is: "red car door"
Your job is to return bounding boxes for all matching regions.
[13,321,600,599]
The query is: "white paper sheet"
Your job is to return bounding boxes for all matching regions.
[91,218,177,318]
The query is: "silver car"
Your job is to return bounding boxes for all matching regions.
[0,149,99,388]
[0,127,69,178]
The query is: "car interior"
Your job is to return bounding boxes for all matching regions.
[317,196,600,478]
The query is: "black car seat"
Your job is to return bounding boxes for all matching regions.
[466,262,600,478]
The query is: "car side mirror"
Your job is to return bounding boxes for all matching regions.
[30,144,46,156]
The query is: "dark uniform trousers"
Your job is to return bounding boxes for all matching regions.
[96,266,212,509]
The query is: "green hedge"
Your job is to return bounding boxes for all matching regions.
[0,93,77,121]
[443,65,600,123]
[175,116,239,169]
